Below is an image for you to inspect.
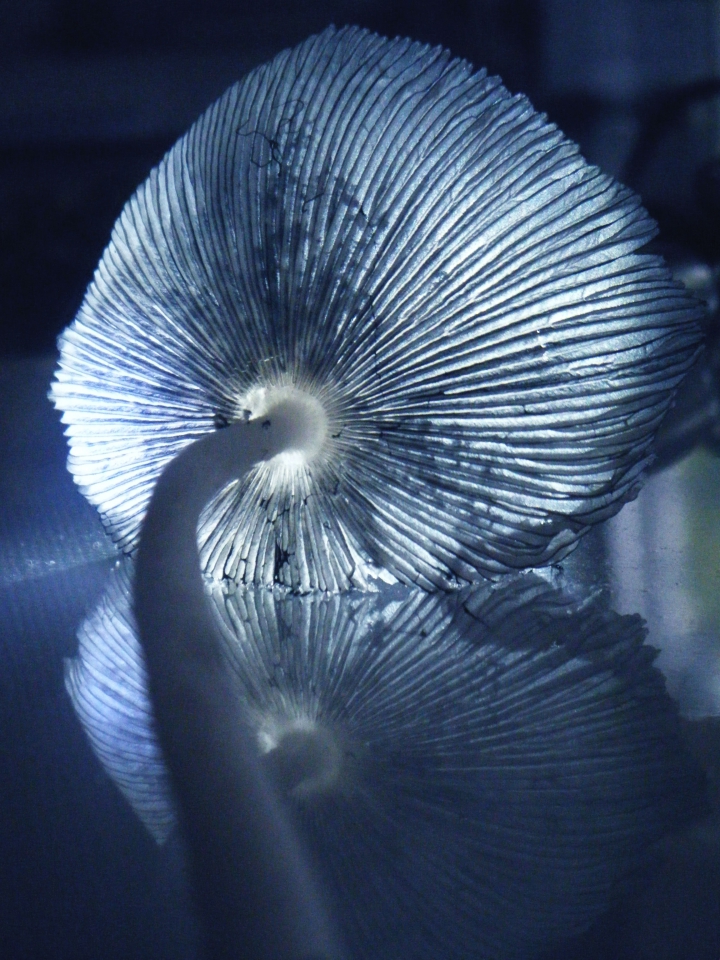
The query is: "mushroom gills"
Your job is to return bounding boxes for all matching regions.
[50,24,705,592]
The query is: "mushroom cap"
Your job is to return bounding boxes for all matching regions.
[51,25,704,592]
[66,564,705,959]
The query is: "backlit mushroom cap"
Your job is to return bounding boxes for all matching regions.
[51,26,703,592]
[66,564,705,959]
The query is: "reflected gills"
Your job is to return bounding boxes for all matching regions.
[72,546,706,959]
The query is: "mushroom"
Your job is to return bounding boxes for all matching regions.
[50,25,704,593]
[68,550,706,960]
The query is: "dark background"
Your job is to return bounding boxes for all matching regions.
[2,0,720,357]
[1,2,720,959]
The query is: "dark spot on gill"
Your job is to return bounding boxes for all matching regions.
[275,542,290,570]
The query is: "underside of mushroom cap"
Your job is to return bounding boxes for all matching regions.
[66,563,706,960]
[51,25,704,591]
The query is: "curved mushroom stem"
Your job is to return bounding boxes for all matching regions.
[134,403,343,960]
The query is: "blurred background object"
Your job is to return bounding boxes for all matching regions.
[3,0,720,355]
[1,2,720,958]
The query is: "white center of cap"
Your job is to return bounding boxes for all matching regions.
[238,385,328,468]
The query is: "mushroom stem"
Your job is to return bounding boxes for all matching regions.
[134,404,342,960]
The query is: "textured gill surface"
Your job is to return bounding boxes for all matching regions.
[67,565,703,960]
[0,356,117,586]
[51,25,704,591]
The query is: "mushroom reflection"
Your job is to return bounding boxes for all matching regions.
[51,25,703,592]
[68,564,704,960]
